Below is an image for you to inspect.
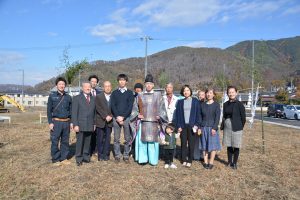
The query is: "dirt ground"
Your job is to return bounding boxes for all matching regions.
[0,109,299,200]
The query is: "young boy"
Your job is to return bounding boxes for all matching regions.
[162,124,179,169]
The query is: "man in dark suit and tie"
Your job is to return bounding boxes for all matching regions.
[72,82,96,166]
[88,75,101,157]
[95,81,113,161]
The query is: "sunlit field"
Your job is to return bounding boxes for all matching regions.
[0,108,299,199]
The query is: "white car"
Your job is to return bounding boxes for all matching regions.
[283,105,300,120]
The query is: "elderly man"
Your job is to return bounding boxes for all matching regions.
[162,83,178,159]
[163,83,178,124]
[95,81,113,161]
[72,82,96,166]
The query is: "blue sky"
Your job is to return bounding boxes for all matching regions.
[0,0,300,85]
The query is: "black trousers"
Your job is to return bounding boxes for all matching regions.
[180,125,195,163]
[96,125,112,160]
[76,131,92,163]
[50,120,70,162]
[164,149,175,164]
[90,131,97,155]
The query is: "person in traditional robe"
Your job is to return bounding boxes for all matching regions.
[135,74,167,165]
[129,83,144,159]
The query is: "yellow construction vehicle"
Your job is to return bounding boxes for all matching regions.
[0,94,25,112]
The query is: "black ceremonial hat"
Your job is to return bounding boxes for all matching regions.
[144,74,154,83]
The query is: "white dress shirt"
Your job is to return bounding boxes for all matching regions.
[119,87,127,93]
[104,93,111,102]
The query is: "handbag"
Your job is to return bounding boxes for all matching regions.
[220,117,225,130]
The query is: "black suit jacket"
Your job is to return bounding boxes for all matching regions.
[95,92,113,128]
[72,93,96,132]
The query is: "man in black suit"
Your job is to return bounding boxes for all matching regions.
[72,82,96,166]
[89,74,101,96]
[88,75,101,156]
[95,81,113,161]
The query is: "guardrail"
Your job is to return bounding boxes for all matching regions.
[39,112,47,124]
[0,116,11,124]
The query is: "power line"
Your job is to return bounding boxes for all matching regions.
[0,36,297,54]
[0,38,140,51]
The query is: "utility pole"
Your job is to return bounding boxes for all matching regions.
[78,70,81,88]
[141,36,153,78]
[252,40,255,110]
[90,53,93,62]
[18,69,24,105]
[223,64,226,91]
[260,94,265,154]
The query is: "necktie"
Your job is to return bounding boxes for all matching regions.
[86,95,90,104]
[93,90,96,96]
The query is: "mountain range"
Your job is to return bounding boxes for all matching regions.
[1,36,300,94]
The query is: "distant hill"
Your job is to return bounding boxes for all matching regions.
[226,36,300,81]
[32,36,300,93]
[0,84,36,94]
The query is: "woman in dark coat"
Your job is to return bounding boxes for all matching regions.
[221,86,246,170]
[199,88,221,170]
[174,85,200,168]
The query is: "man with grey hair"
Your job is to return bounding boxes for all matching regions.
[163,83,178,124]
[72,82,96,166]
[162,83,178,159]
[95,81,113,161]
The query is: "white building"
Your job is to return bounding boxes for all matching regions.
[4,86,102,108]
[4,93,49,107]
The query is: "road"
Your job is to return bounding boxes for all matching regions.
[250,113,300,128]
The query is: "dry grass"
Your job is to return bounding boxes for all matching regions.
[0,109,299,200]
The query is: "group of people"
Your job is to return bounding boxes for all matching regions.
[47,73,246,170]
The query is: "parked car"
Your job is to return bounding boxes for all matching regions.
[267,104,285,118]
[283,105,300,120]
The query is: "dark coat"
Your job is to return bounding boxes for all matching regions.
[110,89,134,119]
[174,97,200,129]
[72,93,96,132]
[164,132,176,149]
[222,100,246,132]
[199,101,221,131]
[95,92,113,128]
[90,88,101,96]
